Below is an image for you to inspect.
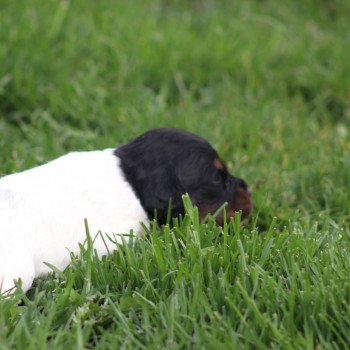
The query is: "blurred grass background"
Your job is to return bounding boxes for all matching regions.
[1,0,350,348]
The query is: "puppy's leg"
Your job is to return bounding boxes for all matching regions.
[0,243,35,295]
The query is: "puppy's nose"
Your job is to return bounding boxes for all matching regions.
[235,184,252,219]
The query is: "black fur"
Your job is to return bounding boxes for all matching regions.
[115,128,251,225]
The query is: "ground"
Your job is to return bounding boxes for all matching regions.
[0,0,350,348]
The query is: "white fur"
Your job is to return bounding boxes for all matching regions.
[0,149,148,294]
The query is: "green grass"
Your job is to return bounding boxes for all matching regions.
[1,0,350,348]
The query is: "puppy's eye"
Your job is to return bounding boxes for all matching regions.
[212,172,224,185]
[212,176,220,184]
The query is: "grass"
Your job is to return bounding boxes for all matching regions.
[1,0,350,348]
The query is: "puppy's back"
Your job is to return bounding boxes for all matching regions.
[0,149,148,292]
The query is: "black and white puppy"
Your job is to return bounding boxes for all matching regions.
[0,128,251,294]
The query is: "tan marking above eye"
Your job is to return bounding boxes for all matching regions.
[214,157,225,170]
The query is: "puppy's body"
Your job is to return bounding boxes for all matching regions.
[0,149,148,293]
[0,128,252,294]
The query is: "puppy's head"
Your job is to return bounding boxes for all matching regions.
[115,128,252,225]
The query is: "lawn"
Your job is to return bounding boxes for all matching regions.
[1,0,350,348]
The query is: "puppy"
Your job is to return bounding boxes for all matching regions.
[0,128,251,294]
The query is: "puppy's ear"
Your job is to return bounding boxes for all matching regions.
[115,146,186,224]
[140,165,185,224]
